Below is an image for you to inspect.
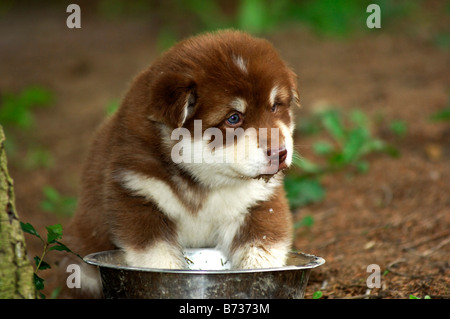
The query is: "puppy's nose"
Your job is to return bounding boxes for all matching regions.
[267,146,288,170]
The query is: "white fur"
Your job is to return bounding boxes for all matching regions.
[230,97,247,113]
[180,101,189,126]
[168,102,294,185]
[231,240,291,269]
[120,170,280,257]
[233,55,247,74]
[174,127,273,187]
[124,241,184,269]
[79,262,103,296]
[119,92,295,270]
[269,86,278,106]
[277,120,294,167]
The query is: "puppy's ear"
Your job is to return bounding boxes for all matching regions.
[148,72,196,128]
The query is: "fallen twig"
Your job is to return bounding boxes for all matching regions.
[421,237,450,257]
[401,231,450,251]
[386,259,430,279]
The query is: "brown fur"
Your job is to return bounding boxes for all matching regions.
[60,30,299,298]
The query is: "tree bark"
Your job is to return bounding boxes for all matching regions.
[0,125,35,298]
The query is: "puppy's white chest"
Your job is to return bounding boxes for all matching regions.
[176,186,252,249]
[121,171,277,250]
[175,198,243,248]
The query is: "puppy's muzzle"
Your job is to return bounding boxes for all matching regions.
[255,146,288,181]
[267,146,288,172]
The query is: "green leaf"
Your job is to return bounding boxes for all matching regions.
[43,186,60,202]
[409,295,419,299]
[0,86,52,129]
[364,138,386,153]
[34,256,51,270]
[284,177,325,208]
[105,100,120,116]
[430,107,450,122]
[20,86,53,107]
[156,27,178,52]
[237,0,268,33]
[40,200,55,212]
[389,120,408,137]
[292,156,322,174]
[381,144,400,158]
[50,287,62,299]
[23,147,54,170]
[49,241,71,252]
[294,215,315,229]
[313,141,334,156]
[313,291,323,299]
[326,152,341,166]
[341,127,369,163]
[40,186,77,216]
[355,161,369,173]
[33,273,45,291]
[20,221,41,239]
[46,224,63,243]
[320,110,346,143]
[62,197,77,211]
[350,110,369,128]
[50,241,83,260]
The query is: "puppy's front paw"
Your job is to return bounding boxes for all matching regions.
[231,243,289,269]
[124,242,185,269]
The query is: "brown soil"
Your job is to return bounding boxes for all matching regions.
[1,4,448,299]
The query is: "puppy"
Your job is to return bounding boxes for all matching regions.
[63,30,299,297]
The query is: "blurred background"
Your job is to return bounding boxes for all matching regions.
[1,0,449,299]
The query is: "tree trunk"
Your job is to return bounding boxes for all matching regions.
[0,125,35,298]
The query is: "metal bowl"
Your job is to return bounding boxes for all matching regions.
[84,249,325,299]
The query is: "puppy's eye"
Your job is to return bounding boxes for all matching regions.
[271,103,280,113]
[225,113,243,127]
[188,93,196,107]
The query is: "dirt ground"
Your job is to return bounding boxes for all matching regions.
[1,5,448,299]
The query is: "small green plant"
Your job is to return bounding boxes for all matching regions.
[20,222,80,299]
[236,0,289,34]
[0,86,53,129]
[409,294,431,299]
[430,108,450,122]
[430,96,450,122]
[312,290,323,299]
[40,186,77,216]
[22,146,54,170]
[294,214,315,230]
[389,120,408,138]
[311,109,395,171]
[285,174,325,209]
[105,99,120,116]
[285,108,397,209]
[0,86,54,166]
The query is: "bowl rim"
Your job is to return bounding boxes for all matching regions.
[83,249,325,275]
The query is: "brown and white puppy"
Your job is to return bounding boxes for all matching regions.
[63,30,299,297]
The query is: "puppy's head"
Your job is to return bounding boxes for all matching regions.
[125,30,299,187]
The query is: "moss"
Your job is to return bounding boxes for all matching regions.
[0,126,35,298]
